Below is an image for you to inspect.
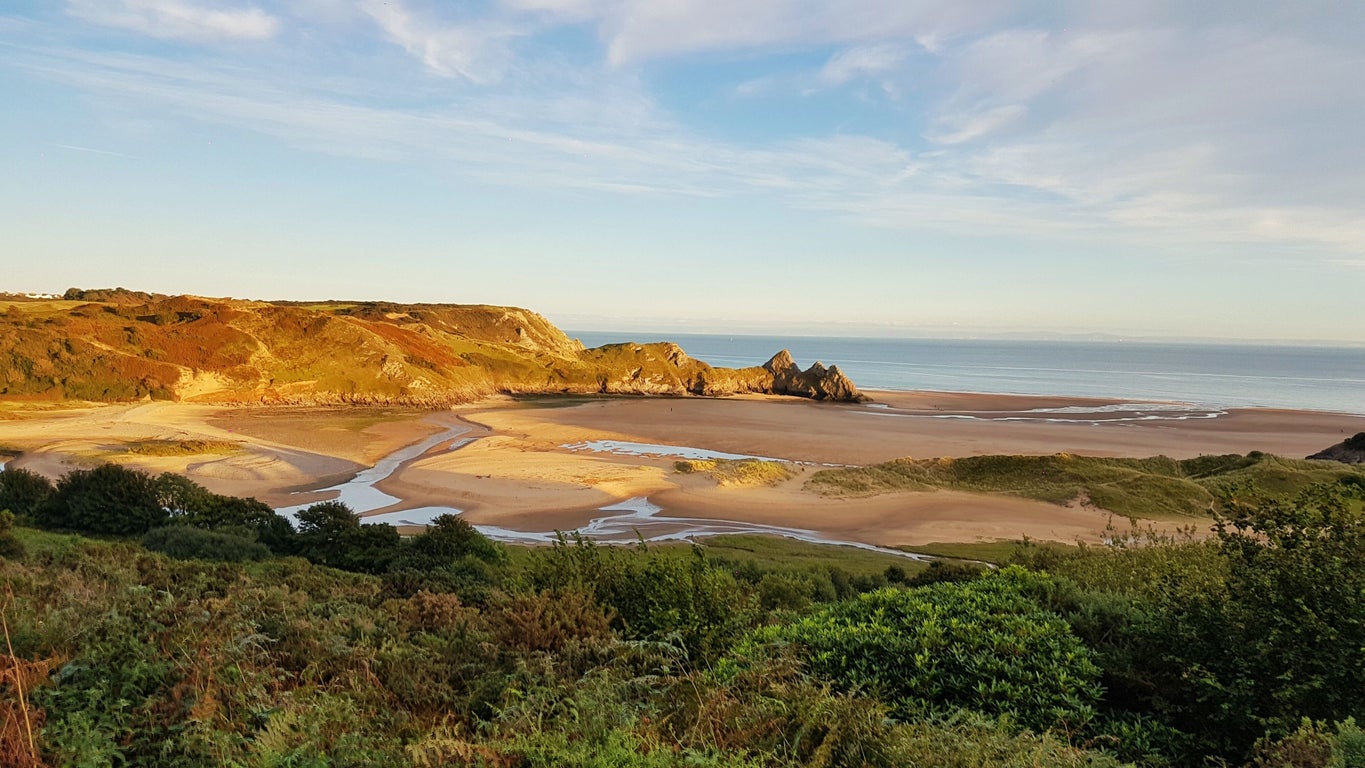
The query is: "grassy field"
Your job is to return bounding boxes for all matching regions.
[808,452,1365,520]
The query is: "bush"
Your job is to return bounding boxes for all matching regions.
[527,537,757,661]
[0,465,54,517]
[487,589,614,654]
[905,559,987,586]
[156,472,295,553]
[142,526,270,562]
[394,514,505,569]
[1158,486,1365,756]
[0,508,22,558]
[293,501,401,573]
[35,463,167,535]
[759,566,1103,731]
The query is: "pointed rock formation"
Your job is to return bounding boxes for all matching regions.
[762,350,867,402]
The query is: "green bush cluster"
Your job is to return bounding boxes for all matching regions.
[755,567,1103,731]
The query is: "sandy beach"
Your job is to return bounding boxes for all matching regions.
[3,391,1361,548]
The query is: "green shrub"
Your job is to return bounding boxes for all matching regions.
[1250,719,1336,768]
[0,464,54,517]
[156,472,295,553]
[527,537,758,661]
[758,566,1103,731]
[293,501,401,573]
[35,463,167,535]
[1335,718,1365,768]
[142,525,271,562]
[0,509,22,558]
[904,559,987,586]
[393,514,505,570]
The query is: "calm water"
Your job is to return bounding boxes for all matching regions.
[570,332,1365,415]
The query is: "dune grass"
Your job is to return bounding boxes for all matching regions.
[124,439,242,457]
[675,458,795,487]
[808,452,1365,520]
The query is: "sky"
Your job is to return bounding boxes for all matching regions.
[2,1,1363,343]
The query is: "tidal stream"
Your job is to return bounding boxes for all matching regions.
[273,424,929,560]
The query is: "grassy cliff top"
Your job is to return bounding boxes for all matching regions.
[0,291,863,405]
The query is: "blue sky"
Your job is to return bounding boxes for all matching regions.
[2,1,1363,342]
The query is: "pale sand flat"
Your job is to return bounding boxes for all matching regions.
[3,393,1360,546]
[477,393,1365,465]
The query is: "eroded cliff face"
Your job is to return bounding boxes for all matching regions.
[0,294,866,405]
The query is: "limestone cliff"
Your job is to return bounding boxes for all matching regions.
[762,350,867,402]
[0,293,866,406]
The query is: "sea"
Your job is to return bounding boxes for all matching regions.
[569,332,1365,416]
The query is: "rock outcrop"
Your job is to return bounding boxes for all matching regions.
[762,350,867,402]
[0,293,868,406]
[1307,433,1365,464]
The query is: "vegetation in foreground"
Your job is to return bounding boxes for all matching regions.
[1,460,1364,767]
[808,451,1365,518]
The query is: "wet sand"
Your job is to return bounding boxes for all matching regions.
[2,392,1360,547]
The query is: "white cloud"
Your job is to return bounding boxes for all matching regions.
[15,1,1365,266]
[503,0,1012,65]
[358,0,518,82]
[925,103,1024,144]
[66,0,279,42]
[819,43,911,89]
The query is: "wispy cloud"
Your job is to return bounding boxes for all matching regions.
[9,1,1365,266]
[818,43,912,92]
[504,0,1011,65]
[924,103,1024,144]
[50,143,142,159]
[358,0,518,83]
[66,0,279,42]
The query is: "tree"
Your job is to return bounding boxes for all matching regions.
[397,514,504,569]
[294,500,400,573]
[35,463,166,535]
[156,472,294,553]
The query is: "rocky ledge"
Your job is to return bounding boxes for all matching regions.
[1307,432,1365,464]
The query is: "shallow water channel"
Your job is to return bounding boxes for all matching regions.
[274,425,928,560]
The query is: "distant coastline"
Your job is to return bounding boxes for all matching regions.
[571,331,1365,416]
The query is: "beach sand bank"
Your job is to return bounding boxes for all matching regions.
[2,392,1360,547]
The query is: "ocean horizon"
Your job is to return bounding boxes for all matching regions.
[570,331,1365,416]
